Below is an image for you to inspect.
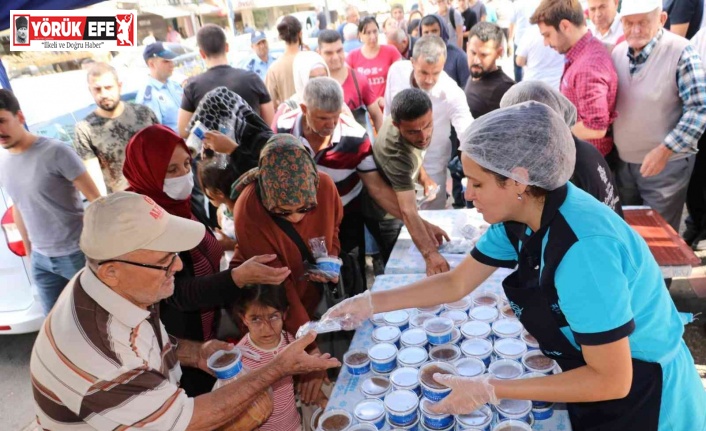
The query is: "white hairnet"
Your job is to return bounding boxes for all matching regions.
[460,101,576,191]
[499,80,578,127]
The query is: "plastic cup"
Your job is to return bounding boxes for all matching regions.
[361,375,391,400]
[420,398,455,430]
[440,309,469,327]
[491,419,532,431]
[343,349,371,375]
[471,292,499,308]
[521,350,557,375]
[385,310,411,331]
[494,399,532,423]
[318,409,354,431]
[455,404,494,431]
[468,305,499,324]
[410,312,437,329]
[373,325,402,347]
[386,414,421,430]
[429,344,462,363]
[316,256,342,276]
[424,317,454,345]
[401,327,429,349]
[354,399,386,430]
[493,338,527,361]
[450,327,462,346]
[488,358,524,380]
[311,406,324,430]
[349,424,378,431]
[207,348,243,380]
[460,321,492,340]
[491,319,523,340]
[368,343,398,374]
[454,357,486,378]
[417,305,443,315]
[499,303,517,320]
[460,338,493,367]
[398,346,429,369]
[444,297,473,313]
[532,403,555,421]
[391,366,421,396]
[370,313,386,327]
[520,330,539,350]
[384,389,420,427]
[419,361,457,402]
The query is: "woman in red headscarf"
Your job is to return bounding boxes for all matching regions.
[123,124,290,396]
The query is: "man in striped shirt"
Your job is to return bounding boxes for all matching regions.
[277,77,448,277]
[30,192,340,430]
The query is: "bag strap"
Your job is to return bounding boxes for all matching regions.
[350,68,364,107]
[449,7,456,30]
[270,215,317,265]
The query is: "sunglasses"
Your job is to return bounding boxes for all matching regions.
[270,204,317,217]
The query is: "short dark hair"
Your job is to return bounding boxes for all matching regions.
[468,22,505,47]
[479,165,549,200]
[420,15,441,29]
[231,284,289,316]
[278,16,302,45]
[391,88,432,124]
[358,16,379,33]
[318,29,342,46]
[0,89,21,115]
[407,19,421,35]
[197,24,227,56]
[197,159,238,197]
[86,62,119,83]
[530,0,585,30]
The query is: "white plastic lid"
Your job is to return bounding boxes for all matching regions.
[488,358,524,379]
[457,405,493,426]
[454,357,486,378]
[497,399,533,416]
[423,317,454,334]
[522,350,557,372]
[440,309,468,326]
[401,328,427,346]
[384,310,410,325]
[398,346,428,365]
[419,398,447,416]
[444,297,472,310]
[492,419,532,431]
[494,338,528,358]
[461,320,492,338]
[373,325,401,342]
[368,343,398,361]
[361,376,390,395]
[429,344,461,362]
[390,367,420,387]
[469,305,499,322]
[492,319,523,337]
[461,338,493,357]
[384,389,419,412]
[410,312,436,328]
[354,399,385,421]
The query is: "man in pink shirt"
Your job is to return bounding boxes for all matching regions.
[531,0,618,159]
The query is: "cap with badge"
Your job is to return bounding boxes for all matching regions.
[251,31,267,44]
[620,0,662,16]
[143,42,178,62]
[80,192,205,260]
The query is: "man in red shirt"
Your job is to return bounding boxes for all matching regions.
[531,0,618,159]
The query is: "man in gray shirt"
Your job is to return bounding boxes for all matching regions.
[0,90,100,314]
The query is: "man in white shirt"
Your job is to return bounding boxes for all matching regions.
[384,35,474,210]
[587,0,624,50]
[509,0,541,81]
[516,25,565,89]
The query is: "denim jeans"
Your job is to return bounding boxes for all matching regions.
[31,249,86,314]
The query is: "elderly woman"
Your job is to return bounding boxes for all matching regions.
[123,125,289,396]
[324,103,706,430]
[499,80,623,217]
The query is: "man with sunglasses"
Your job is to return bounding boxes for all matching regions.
[30,192,341,431]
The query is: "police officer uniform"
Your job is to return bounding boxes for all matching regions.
[236,31,275,82]
[136,42,184,133]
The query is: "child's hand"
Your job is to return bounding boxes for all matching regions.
[315,393,329,409]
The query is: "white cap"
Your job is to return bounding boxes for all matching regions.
[80,192,205,260]
[620,0,662,16]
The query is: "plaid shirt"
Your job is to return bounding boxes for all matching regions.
[628,29,706,154]
[561,31,618,156]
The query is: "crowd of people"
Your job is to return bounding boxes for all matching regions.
[1,0,706,429]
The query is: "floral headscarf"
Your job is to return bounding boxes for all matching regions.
[230,134,319,212]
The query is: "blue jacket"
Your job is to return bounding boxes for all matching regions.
[421,14,470,88]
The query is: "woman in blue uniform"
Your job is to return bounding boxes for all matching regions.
[323,102,706,431]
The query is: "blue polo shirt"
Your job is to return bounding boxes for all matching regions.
[473,182,706,430]
[236,53,275,82]
[135,76,183,133]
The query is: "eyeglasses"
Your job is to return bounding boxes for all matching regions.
[98,253,180,274]
[270,204,317,217]
[245,312,283,328]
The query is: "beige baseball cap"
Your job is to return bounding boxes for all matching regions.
[80,192,205,260]
[620,0,662,16]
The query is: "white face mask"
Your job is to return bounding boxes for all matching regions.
[163,173,194,201]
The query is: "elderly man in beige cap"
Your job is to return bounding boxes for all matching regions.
[29,192,339,431]
[611,0,706,231]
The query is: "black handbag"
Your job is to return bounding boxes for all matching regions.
[350,71,369,129]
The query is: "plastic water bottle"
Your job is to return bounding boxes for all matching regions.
[185,120,208,154]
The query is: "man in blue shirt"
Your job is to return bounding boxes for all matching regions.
[135,42,183,132]
[237,31,275,82]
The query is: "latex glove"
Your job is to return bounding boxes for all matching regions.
[320,290,374,330]
[426,374,499,415]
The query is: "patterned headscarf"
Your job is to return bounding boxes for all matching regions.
[230,134,319,212]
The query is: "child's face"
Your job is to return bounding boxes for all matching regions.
[204,187,226,208]
[242,304,285,349]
